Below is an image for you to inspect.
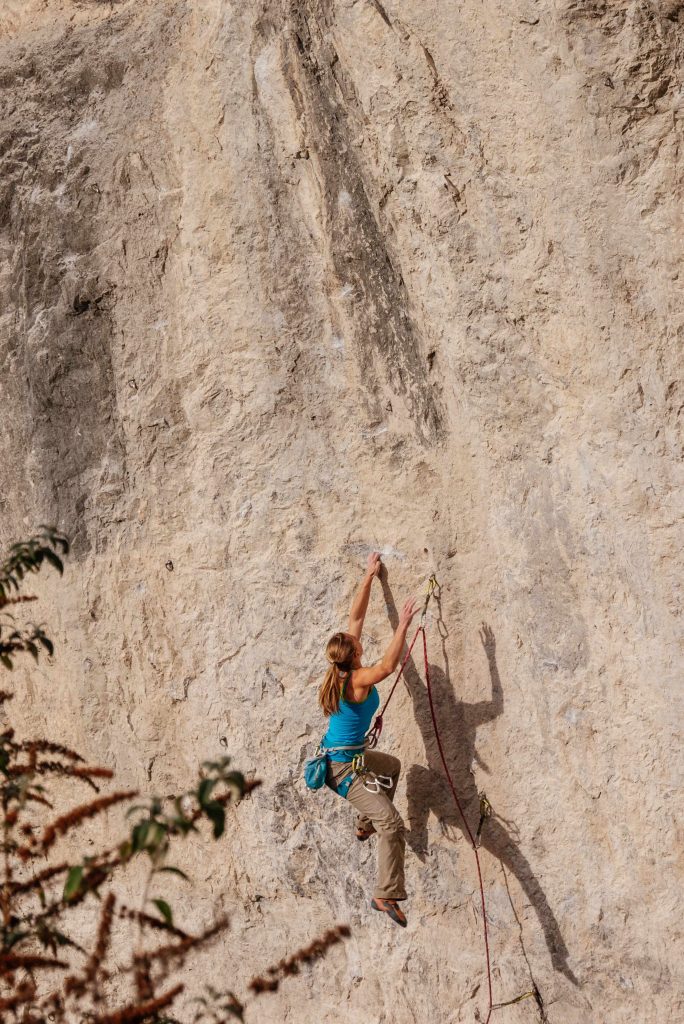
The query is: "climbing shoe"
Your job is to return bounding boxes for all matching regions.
[371,897,407,927]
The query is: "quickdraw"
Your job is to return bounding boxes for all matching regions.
[351,753,393,793]
[476,792,493,848]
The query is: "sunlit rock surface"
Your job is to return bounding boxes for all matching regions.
[0,2,681,1021]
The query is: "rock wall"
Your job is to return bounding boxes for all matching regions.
[0,1,682,1021]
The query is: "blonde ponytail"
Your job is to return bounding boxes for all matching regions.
[319,632,356,716]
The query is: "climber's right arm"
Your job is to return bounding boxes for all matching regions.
[352,597,419,690]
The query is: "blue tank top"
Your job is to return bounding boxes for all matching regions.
[322,674,380,762]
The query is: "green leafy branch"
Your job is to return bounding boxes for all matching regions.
[0,526,69,604]
[0,526,68,669]
[59,757,260,933]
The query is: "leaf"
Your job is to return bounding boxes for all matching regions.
[152,898,173,926]
[38,635,54,656]
[42,549,64,575]
[223,771,246,799]
[202,756,230,773]
[155,865,191,882]
[63,866,84,902]
[204,801,225,839]
[5,929,28,949]
[172,815,196,836]
[126,804,152,818]
[0,653,13,670]
[147,821,168,856]
[132,820,151,852]
[51,930,85,954]
[198,778,217,807]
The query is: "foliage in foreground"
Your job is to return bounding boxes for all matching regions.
[0,530,349,1022]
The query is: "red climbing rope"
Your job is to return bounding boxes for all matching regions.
[368,576,494,1023]
[421,624,493,1024]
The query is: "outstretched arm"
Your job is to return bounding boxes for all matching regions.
[353,597,419,690]
[471,623,503,725]
[348,552,381,639]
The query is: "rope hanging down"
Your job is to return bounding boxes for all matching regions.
[367,575,494,1024]
[422,623,494,1024]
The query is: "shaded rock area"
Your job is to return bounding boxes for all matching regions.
[0,1,681,1021]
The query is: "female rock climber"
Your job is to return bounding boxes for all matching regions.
[318,552,418,927]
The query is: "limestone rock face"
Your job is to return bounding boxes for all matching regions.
[0,1,681,1021]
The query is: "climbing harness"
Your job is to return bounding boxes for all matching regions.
[309,747,394,799]
[304,740,367,796]
[308,660,396,797]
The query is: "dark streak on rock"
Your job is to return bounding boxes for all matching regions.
[0,4,179,558]
[282,2,444,444]
[421,45,452,109]
[369,0,393,30]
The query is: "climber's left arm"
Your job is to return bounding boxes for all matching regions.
[348,552,381,640]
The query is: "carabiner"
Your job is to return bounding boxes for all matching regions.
[362,773,393,794]
[419,573,439,628]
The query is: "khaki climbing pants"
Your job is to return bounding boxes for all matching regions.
[327,750,406,901]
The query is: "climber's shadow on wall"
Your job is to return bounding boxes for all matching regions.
[379,573,578,986]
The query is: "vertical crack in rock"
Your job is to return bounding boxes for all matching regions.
[265,0,444,444]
